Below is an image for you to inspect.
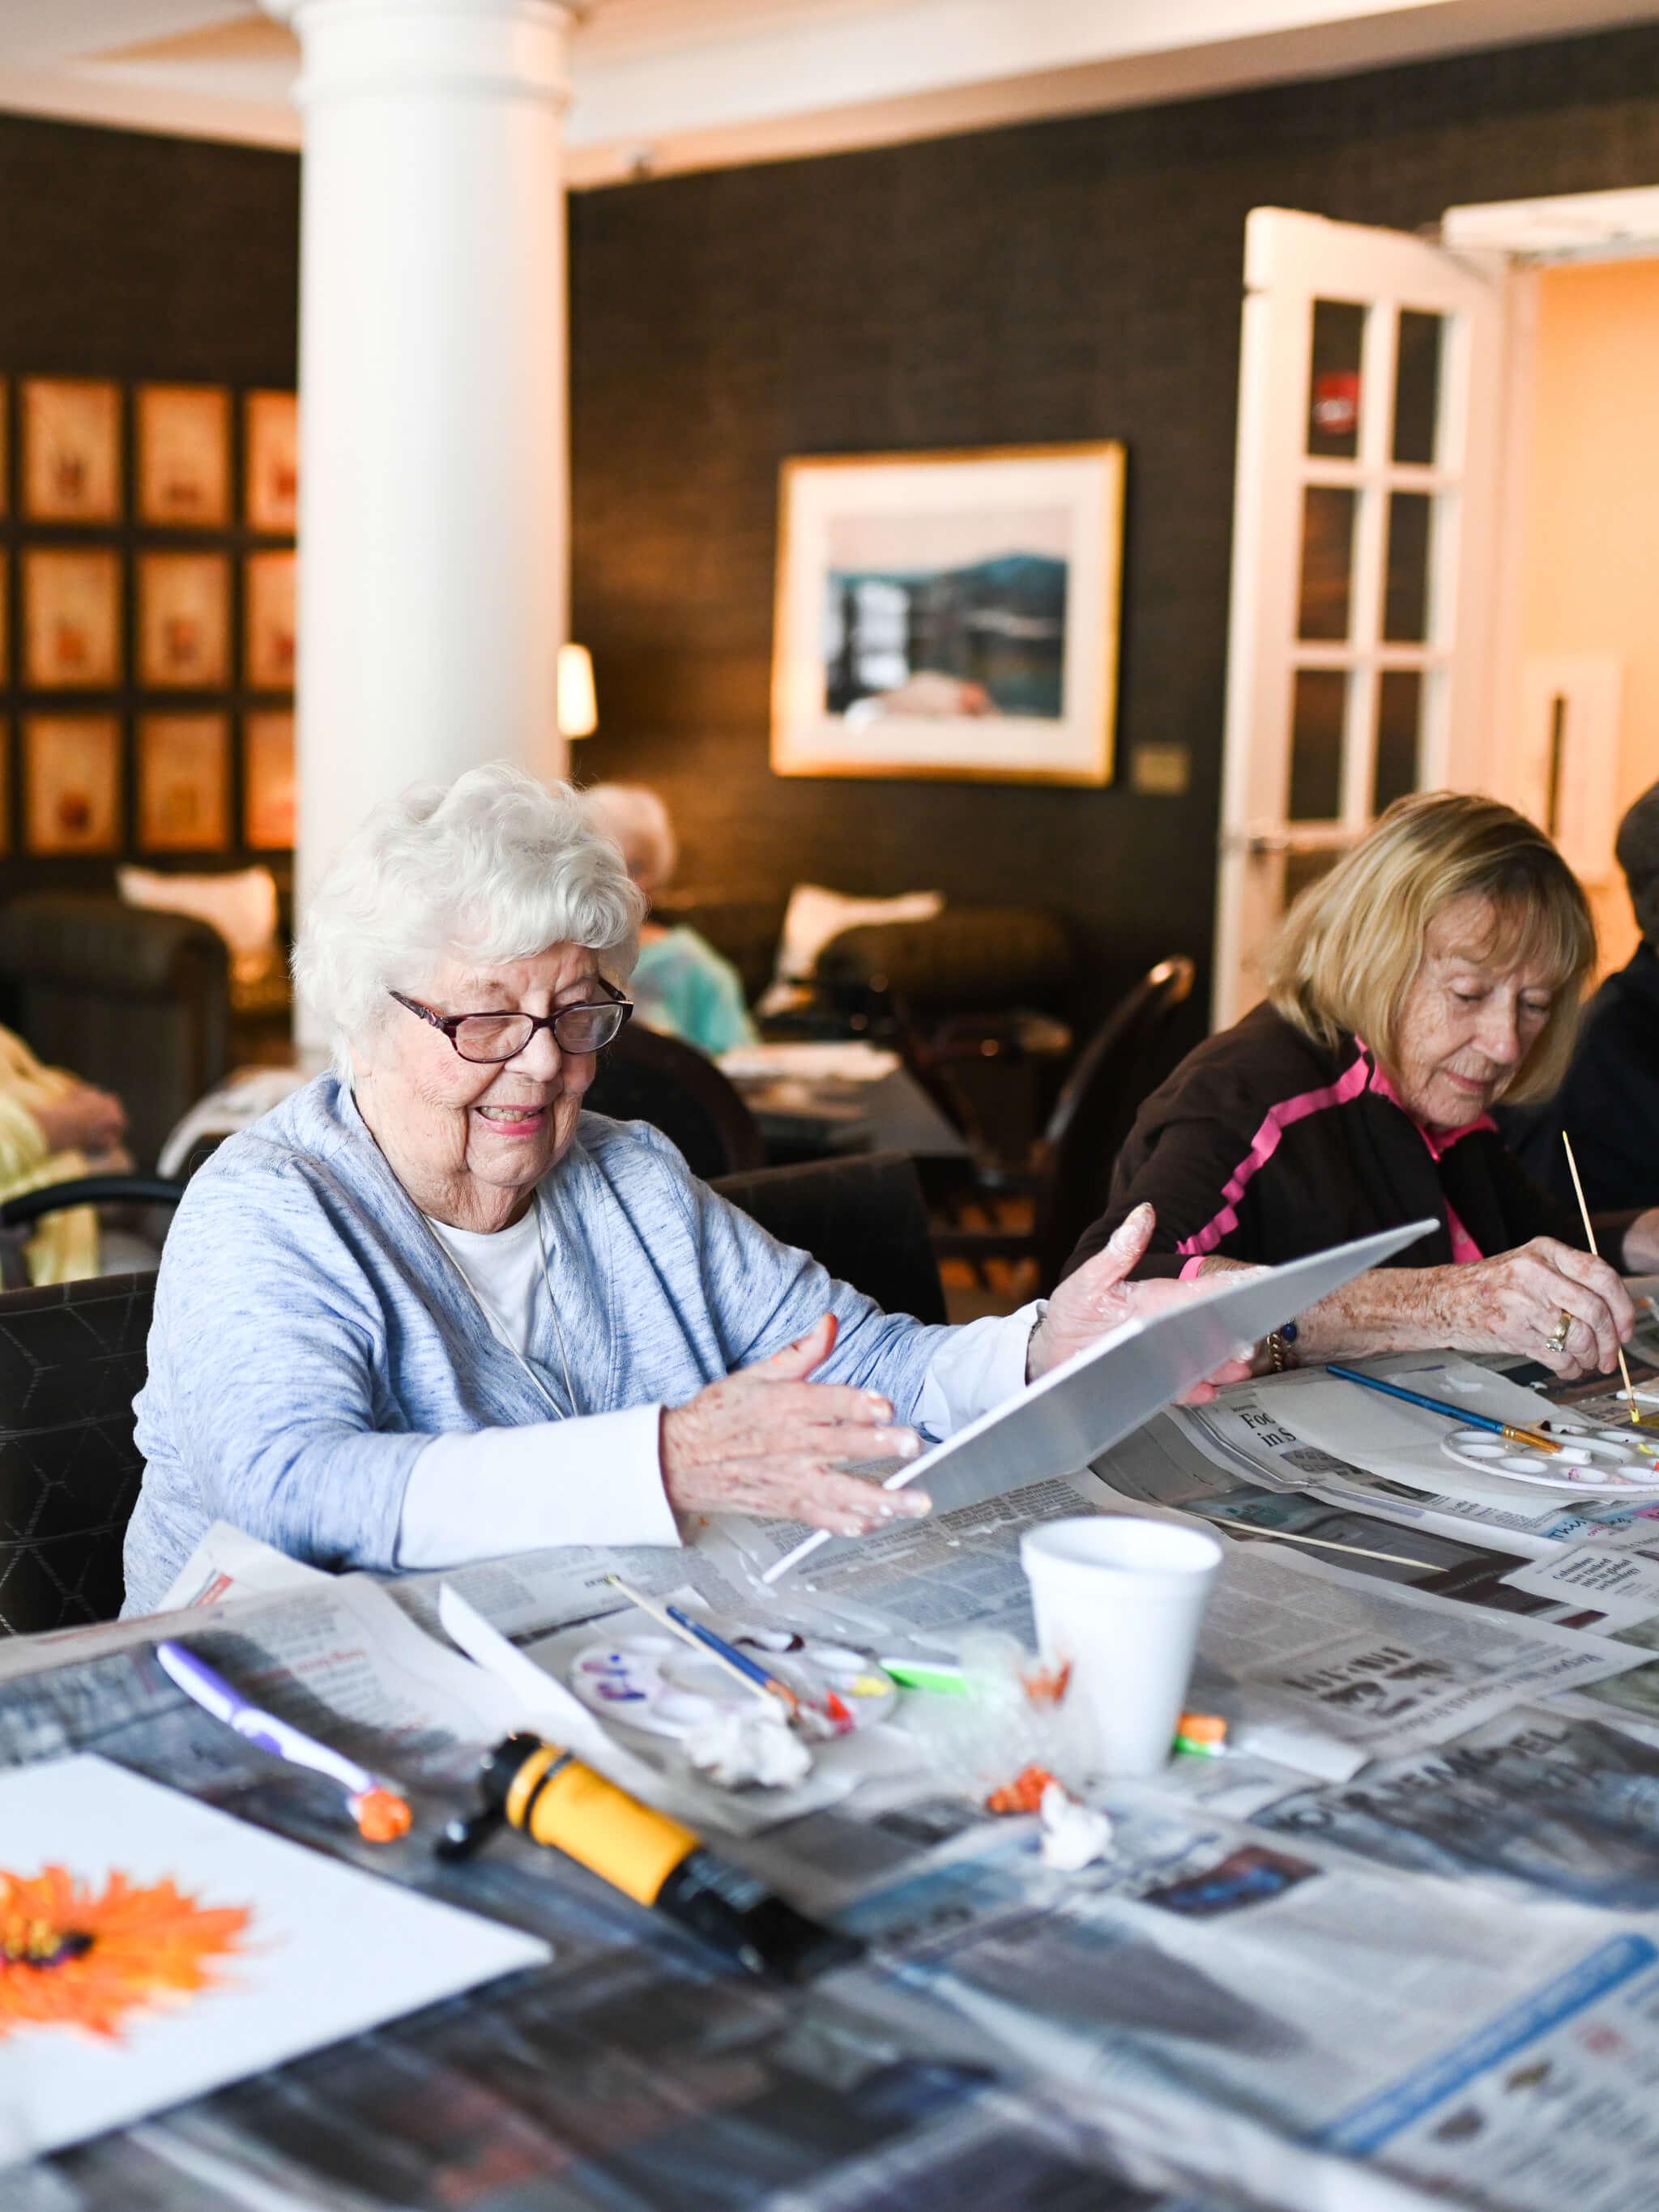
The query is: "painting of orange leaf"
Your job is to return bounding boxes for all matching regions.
[0,1754,544,2162]
[0,1865,249,2042]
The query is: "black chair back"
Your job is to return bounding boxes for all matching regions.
[586,1021,766,1180]
[1037,956,1196,1282]
[0,1270,156,1635]
[0,1175,189,1289]
[712,1151,946,1324]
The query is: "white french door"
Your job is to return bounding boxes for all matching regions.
[1212,208,1508,1029]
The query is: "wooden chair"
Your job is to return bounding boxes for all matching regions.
[932,957,1196,1294]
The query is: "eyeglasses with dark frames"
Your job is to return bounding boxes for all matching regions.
[390,980,633,1064]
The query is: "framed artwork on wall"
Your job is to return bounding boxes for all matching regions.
[137,384,231,526]
[245,390,298,533]
[770,441,1124,786]
[138,551,231,688]
[21,378,122,524]
[23,548,123,689]
[243,709,296,850]
[23,714,123,854]
[138,712,230,851]
[245,548,296,689]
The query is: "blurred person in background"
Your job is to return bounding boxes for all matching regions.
[584,783,757,1058]
[0,1025,129,1282]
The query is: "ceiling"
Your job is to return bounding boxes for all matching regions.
[0,0,1657,186]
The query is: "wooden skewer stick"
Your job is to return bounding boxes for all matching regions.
[1221,1523,1427,1571]
[1562,1131,1644,1427]
[603,1575,775,1709]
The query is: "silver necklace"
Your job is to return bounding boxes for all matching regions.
[427,1191,580,1421]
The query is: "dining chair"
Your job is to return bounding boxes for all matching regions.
[931,956,1197,1294]
[586,1019,766,1179]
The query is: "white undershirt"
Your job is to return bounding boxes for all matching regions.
[396,1204,1041,1571]
[425,1209,545,1363]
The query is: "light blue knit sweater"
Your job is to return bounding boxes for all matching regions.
[124,1075,951,1616]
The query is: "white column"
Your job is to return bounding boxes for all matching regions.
[268,0,573,1039]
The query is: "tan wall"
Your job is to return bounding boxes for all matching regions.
[1520,256,1659,970]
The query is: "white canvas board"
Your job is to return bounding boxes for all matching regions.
[0,1754,548,2166]
[766,1221,1435,1579]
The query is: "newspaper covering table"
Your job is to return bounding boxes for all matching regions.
[13,1346,1659,2210]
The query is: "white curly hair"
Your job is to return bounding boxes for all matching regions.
[294,762,644,1077]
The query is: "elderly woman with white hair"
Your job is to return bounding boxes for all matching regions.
[582,782,756,1056]
[122,765,1243,1616]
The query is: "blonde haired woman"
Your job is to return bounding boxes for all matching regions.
[1067,793,1659,1378]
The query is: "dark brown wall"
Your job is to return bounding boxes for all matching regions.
[0,113,300,897]
[569,22,1659,1029]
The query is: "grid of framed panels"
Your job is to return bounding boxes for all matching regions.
[0,376,297,859]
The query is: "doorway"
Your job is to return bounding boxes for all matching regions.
[1212,188,1659,1031]
[1504,254,1659,974]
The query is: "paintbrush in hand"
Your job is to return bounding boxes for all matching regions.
[1562,1131,1644,1427]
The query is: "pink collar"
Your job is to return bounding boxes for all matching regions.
[1358,1043,1496,1161]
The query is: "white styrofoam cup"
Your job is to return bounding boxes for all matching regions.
[1020,1515,1223,1777]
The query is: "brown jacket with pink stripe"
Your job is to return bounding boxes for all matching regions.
[1064,1001,1589,1283]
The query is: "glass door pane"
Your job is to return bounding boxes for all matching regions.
[1288,669,1347,819]
[1308,299,1365,458]
[1372,670,1423,812]
[1392,309,1444,466]
[1297,486,1357,641]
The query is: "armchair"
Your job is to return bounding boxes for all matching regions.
[0,893,231,1170]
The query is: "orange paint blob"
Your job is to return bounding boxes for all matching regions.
[351,1788,412,1843]
[0,1865,249,2041]
[1020,1660,1073,1707]
[985,1764,1056,1816]
[1175,1711,1227,1745]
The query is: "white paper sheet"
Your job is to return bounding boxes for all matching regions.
[766,1221,1436,1579]
[0,1754,547,2165]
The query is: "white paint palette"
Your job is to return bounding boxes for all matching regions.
[568,1630,898,1740]
[1441,1423,1659,1495]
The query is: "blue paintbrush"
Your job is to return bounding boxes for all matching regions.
[1324,1363,1562,1454]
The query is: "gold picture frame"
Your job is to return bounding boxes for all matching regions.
[23,548,123,690]
[22,378,122,524]
[245,390,298,534]
[770,441,1124,786]
[245,549,296,690]
[138,712,230,852]
[138,551,231,690]
[137,384,231,527]
[243,709,296,850]
[23,714,123,855]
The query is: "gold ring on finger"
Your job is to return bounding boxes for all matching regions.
[1546,1309,1572,1353]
